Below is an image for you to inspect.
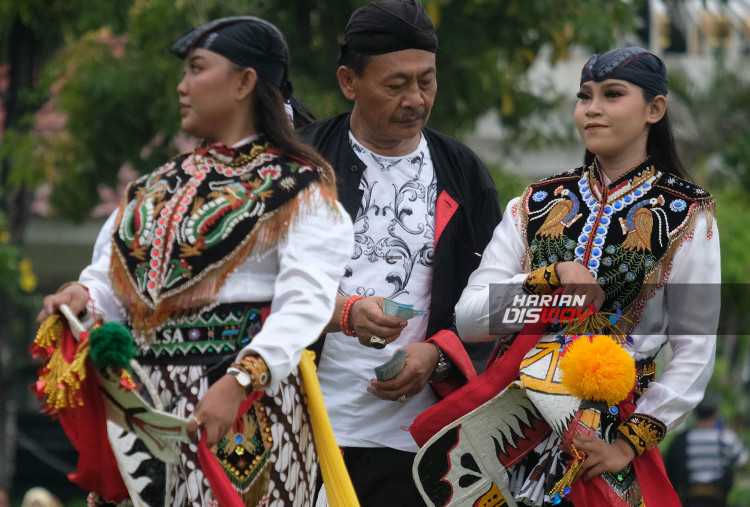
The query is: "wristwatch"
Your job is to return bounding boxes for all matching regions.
[227,366,254,395]
[429,346,452,383]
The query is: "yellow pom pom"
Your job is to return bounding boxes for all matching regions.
[559,335,635,405]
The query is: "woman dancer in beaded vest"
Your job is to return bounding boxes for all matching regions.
[37,17,352,506]
[411,47,719,507]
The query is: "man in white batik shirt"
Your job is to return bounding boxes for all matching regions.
[298,1,501,504]
[326,133,438,451]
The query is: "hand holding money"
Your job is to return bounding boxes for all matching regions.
[349,297,408,347]
[382,298,428,320]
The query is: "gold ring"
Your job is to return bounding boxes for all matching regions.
[191,415,203,427]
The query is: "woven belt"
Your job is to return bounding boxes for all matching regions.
[135,302,270,366]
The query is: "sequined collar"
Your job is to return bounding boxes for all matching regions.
[588,158,662,204]
[193,137,268,168]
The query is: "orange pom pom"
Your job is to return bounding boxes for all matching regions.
[559,335,635,405]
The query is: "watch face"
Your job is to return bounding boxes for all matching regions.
[235,370,252,387]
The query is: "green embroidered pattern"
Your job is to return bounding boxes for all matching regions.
[523,160,713,315]
[528,235,576,267]
[136,304,265,361]
[113,141,321,310]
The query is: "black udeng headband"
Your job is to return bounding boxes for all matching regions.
[171,16,291,98]
[580,46,668,96]
[339,0,439,64]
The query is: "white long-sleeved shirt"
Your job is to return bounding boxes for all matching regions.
[455,196,720,430]
[79,185,354,392]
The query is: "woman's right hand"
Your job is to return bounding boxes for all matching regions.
[36,283,89,323]
[186,374,247,448]
[555,261,606,310]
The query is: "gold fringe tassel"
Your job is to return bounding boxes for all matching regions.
[549,445,585,502]
[34,313,63,349]
[564,312,632,343]
[33,314,90,409]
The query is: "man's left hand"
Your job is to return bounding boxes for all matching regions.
[367,343,439,401]
[573,433,636,481]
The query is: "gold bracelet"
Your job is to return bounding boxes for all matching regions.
[522,264,560,295]
[239,354,271,390]
[617,413,666,456]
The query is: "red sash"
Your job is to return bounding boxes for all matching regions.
[410,306,680,506]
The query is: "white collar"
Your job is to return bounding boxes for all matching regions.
[232,134,261,148]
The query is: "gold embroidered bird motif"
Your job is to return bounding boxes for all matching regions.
[619,195,665,252]
[535,186,582,238]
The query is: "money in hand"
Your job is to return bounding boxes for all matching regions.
[383,298,428,320]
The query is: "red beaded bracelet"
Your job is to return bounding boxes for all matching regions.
[340,295,364,337]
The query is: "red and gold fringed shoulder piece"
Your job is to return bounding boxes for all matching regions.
[110,141,341,335]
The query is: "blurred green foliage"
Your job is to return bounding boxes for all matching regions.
[0,211,36,295]
[0,212,21,296]
[0,0,636,222]
[487,163,532,212]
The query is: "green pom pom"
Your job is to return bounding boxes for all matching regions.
[88,322,136,371]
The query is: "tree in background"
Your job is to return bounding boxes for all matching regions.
[1,0,636,227]
[668,53,750,190]
[0,0,132,234]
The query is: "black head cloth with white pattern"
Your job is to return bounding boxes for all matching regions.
[171,16,292,99]
[580,46,668,96]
